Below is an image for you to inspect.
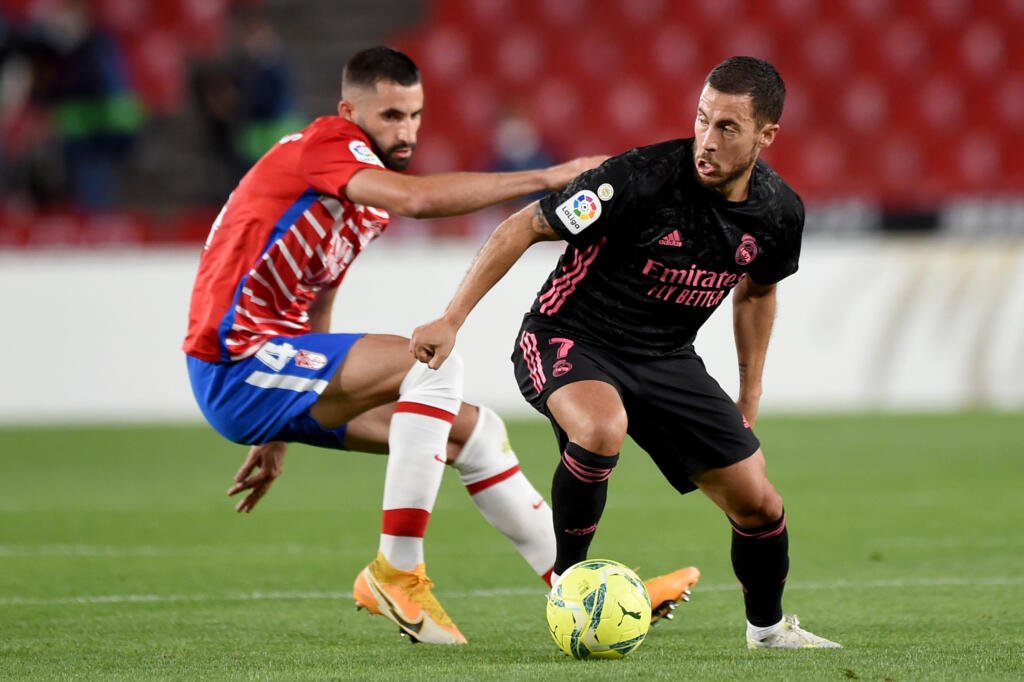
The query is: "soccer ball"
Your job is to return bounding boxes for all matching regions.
[546,559,652,659]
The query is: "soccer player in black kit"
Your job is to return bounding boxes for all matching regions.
[411,56,840,649]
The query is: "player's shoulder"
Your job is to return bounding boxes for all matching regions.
[616,138,691,172]
[299,116,385,168]
[605,138,692,194]
[300,116,369,147]
[752,158,804,230]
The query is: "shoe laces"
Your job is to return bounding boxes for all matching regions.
[408,571,435,592]
[783,614,803,631]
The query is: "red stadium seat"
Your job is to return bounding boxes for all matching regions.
[916,76,966,132]
[959,21,1009,79]
[840,76,889,135]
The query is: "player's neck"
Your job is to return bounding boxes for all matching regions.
[713,165,755,203]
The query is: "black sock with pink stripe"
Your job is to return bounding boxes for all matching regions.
[730,512,789,627]
[551,442,619,575]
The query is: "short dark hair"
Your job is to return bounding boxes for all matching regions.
[342,46,420,94]
[705,56,786,126]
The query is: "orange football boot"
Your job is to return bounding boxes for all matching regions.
[353,551,467,644]
[644,565,701,624]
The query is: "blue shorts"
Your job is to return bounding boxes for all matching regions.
[186,332,364,449]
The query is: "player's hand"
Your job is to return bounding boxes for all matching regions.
[545,155,609,189]
[227,441,287,513]
[410,317,458,370]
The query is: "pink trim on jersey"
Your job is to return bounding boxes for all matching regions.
[465,465,521,495]
[519,331,546,394]
[537,237,607,315]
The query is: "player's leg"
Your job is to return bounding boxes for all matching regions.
[346,402,557,584]
[313,334,467,644]
[693,454,840,648]
[691,450,788,628]
[312,334,461,571]
[448,403,557,584]
[512,323,629,583]
[545,379,628,581]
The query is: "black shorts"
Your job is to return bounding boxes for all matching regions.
[511,315,760,494]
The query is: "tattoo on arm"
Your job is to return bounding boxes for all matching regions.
[528,203,558,240]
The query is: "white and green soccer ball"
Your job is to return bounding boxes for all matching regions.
[545,558,652,659]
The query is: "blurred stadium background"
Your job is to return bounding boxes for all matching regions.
[1,0,1023,423]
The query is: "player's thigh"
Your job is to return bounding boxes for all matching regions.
[512,321,627,454]
[547,381,627,455]
[690,449,783,525]
[187,332,364,445]
[625,352,760,495]
[310,333,415,429]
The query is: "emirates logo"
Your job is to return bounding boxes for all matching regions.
[735,233,758,265]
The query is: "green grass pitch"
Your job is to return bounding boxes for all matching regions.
[1,412,1022,680]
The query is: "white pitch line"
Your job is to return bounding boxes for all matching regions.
[0,545,348,557]
[0,576,1020,607]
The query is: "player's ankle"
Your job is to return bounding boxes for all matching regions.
[746,619,783,640]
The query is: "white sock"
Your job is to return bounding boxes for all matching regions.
[455,406,557,584]
[379,358,463,571]
[747,619,784,640]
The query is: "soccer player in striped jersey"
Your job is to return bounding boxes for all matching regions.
[183,46,608,645]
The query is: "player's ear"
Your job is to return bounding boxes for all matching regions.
[338,99,356,121]
[758,123,779,150]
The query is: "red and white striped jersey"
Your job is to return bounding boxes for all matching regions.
[183,116,391,363]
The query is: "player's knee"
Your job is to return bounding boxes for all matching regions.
[451,405,519,484]
[568,411,627,456]
[398,351,465,415]
[731,488,784,527]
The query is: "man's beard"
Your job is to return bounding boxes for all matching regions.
[381,143,416,171]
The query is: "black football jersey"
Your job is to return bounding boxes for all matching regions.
[532,138,804,356]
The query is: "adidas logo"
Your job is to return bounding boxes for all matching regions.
[658,230,683,247]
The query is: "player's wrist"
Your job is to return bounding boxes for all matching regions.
[738,386,763,401]
[440,309,467,329]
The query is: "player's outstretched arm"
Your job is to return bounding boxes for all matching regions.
[411,201,561,369]
[227,441,287,513]
[344,156,606,219]
[732,276,777,427]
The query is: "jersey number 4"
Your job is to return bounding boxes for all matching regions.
[256,341,298,372]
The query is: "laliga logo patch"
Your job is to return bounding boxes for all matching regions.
[555,190,602,234]
[735,233,758,265]
[295,349,328,370]
[349,140,384,167]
